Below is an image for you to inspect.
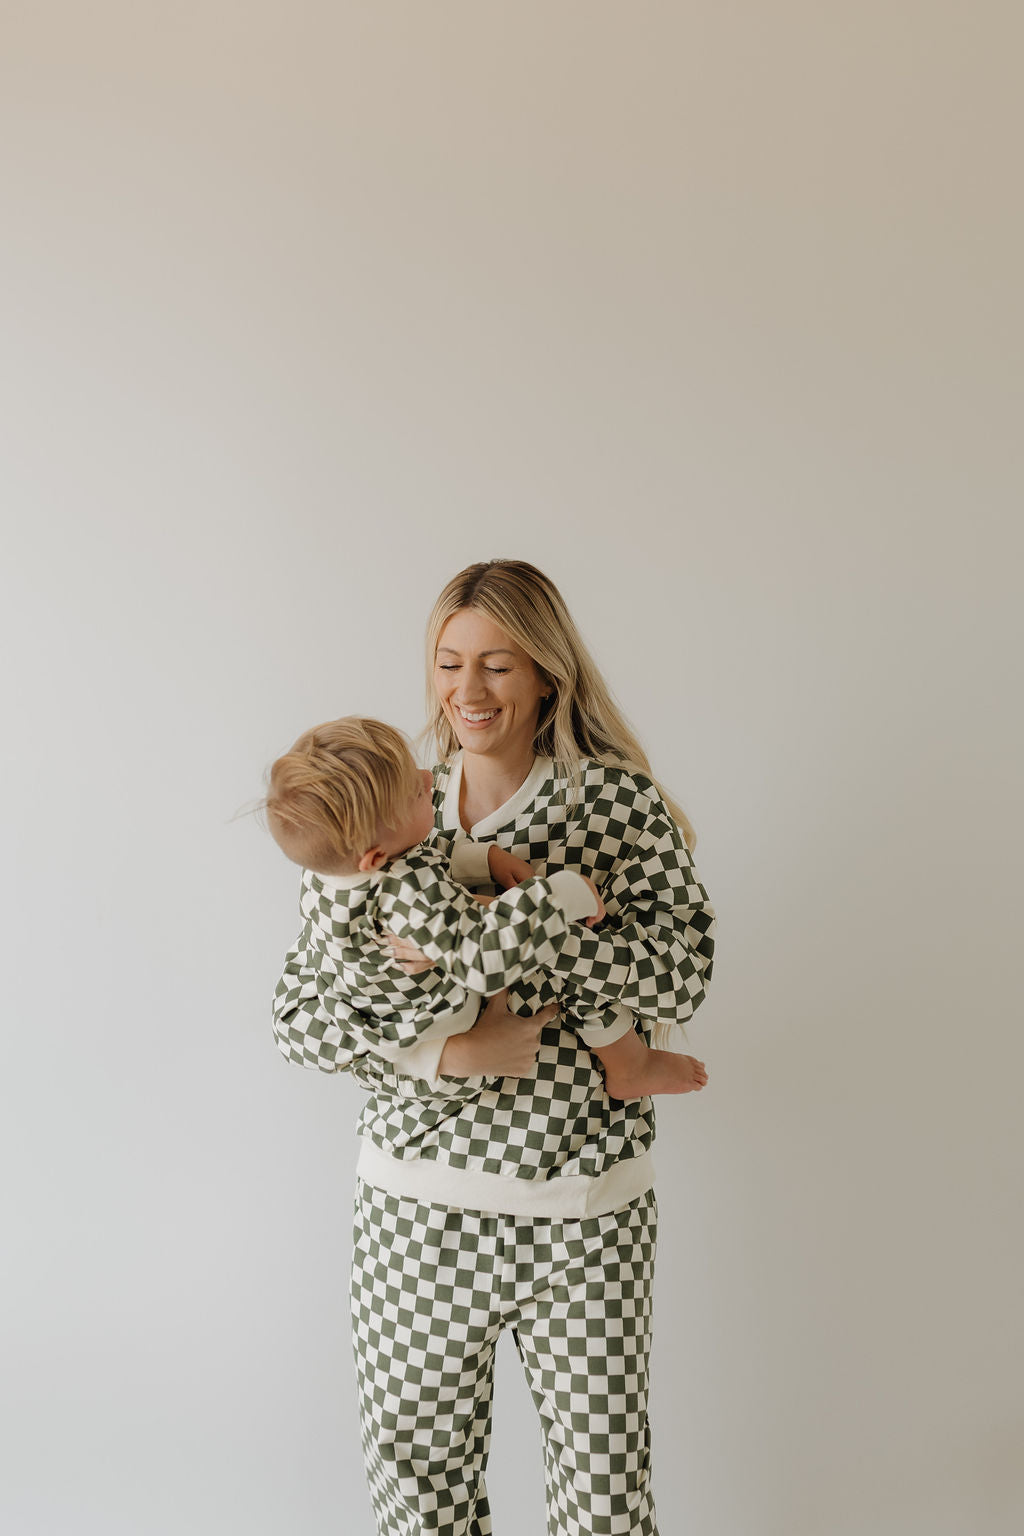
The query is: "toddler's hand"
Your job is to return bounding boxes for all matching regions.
[581,876,605,927]
[380,931,434,974]
[486,846,536,890]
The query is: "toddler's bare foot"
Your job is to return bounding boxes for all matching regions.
[603,1051,708,1103]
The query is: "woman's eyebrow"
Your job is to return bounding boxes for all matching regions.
[437,647,516,658]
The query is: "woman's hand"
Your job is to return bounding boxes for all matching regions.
[438,990,557,1079]
[380,932,434,975]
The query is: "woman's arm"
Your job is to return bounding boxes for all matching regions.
[546,774,716,1026]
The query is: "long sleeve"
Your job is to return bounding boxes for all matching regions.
[378,861,597,996]
[272,931,486,1088]
[272,937,359,1074]
[546,774,716,1026]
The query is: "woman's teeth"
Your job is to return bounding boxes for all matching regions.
[458,708,499,723]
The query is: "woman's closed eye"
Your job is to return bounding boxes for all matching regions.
[438,664,509,675]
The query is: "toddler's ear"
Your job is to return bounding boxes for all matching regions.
[358,846,388,874]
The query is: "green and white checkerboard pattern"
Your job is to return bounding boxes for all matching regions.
[298,847,594,1047]
[353,1022,657,1182]
[471,761,713,1026]
[350,1181,659,1536]
[273,757,714,1179]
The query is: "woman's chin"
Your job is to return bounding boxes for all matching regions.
[458,732,500,756]
[448,714,502,752]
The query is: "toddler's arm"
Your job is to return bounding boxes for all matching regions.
[274,848,599,1086]
[378,849,602,996]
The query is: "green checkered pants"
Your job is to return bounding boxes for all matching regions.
[350,1181,659,1536]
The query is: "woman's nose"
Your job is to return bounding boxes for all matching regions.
[455,669,488,702]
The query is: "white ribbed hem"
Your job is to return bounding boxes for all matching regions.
[356,1138,655,1219]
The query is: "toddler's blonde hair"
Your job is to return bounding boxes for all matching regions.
[266,716,419,872]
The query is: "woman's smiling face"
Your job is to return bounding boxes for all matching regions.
[434,608,550,765]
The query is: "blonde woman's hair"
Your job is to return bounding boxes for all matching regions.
[424,560,697,849]
[266,717,419,872]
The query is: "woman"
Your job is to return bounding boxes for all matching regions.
[273,559,716,1536]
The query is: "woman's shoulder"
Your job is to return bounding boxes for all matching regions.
[544,757,671,837]
[576,758,684,843]
[577,755,660,799]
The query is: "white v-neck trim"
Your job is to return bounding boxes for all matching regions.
[441,751,553,838]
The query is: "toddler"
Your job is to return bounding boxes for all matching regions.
[266,715,707,1100]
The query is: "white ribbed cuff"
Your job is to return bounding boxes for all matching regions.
[573,1002,635,1047]
[545,869,599,923]
[449,837,494,886]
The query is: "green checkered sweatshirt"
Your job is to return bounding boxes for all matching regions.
[273,757,716,1185]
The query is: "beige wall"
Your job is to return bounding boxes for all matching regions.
[2,5,1021,1533]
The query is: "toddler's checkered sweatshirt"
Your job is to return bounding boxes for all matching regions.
[273,754,716,1217]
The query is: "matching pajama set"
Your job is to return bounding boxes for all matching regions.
[273,752,716,1536]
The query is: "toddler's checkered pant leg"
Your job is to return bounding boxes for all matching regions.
[350,1184,500,1536]
[511,1191,659,1536]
